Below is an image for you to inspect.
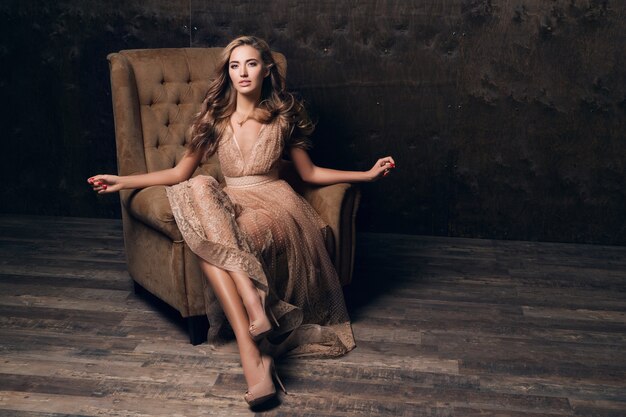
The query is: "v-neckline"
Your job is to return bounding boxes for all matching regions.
[229,122,267,168]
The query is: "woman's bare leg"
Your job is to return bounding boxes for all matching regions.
[198,261,264,388]
[229,271,266,325]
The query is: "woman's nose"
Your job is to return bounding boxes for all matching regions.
[240,67,248,77]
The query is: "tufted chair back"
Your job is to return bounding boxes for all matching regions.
[107,48,286,176]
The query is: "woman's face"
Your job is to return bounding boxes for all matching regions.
[228,45,268,96]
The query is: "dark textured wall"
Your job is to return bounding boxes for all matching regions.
[2,0,625,244]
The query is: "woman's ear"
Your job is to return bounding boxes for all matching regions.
[265,63,274,77]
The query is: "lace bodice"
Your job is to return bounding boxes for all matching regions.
[218,120,283,177]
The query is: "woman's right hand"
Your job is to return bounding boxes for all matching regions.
[87,175,122,194]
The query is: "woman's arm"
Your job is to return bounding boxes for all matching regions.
[87,150,203,194]
[290,147,395,186]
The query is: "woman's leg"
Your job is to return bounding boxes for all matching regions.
[198,260,264,388]
[229,271,266,326]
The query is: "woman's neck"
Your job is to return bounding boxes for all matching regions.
[235,92,260,115]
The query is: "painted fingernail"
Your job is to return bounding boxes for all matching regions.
[390,163,395,168]
[102,184,108,189]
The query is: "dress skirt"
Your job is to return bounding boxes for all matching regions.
[166,173,355,358]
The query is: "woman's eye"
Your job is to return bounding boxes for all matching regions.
[248,62,257,67]
[230,64,238,70]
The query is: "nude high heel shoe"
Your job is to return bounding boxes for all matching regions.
[248,288,279,342]
[244,355,287,406]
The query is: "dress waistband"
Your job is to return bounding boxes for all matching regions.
[224,170,279,188]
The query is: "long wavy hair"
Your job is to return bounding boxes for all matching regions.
[188,36,313,159]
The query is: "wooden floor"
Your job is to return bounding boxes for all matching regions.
[0,215,625,417]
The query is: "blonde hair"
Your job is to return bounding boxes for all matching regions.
[188,36,313,159]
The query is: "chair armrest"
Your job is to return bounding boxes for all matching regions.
[120,162,222,241]
[302,183,349,242]
[126,186,182,241]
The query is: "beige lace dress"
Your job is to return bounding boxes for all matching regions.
[165,118,356,358]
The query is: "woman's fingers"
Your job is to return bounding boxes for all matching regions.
[369,158,393,180]
[87,175,110,193]
[378,157,396,168]
[381,156,396,167]
[377,156,396,178]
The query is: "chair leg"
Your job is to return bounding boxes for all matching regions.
[132,280,207,345]
[187,315,209,345]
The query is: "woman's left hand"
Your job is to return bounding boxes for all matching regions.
[368,156,396,181]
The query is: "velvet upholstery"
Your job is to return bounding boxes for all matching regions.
[108,48,360,344]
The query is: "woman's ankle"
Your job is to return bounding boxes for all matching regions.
[241,353,265,386]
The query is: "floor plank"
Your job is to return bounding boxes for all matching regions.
[0,214,625,416]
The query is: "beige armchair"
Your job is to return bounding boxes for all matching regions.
[107,48,360,344]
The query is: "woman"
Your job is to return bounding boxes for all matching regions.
[88,36,395,407]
